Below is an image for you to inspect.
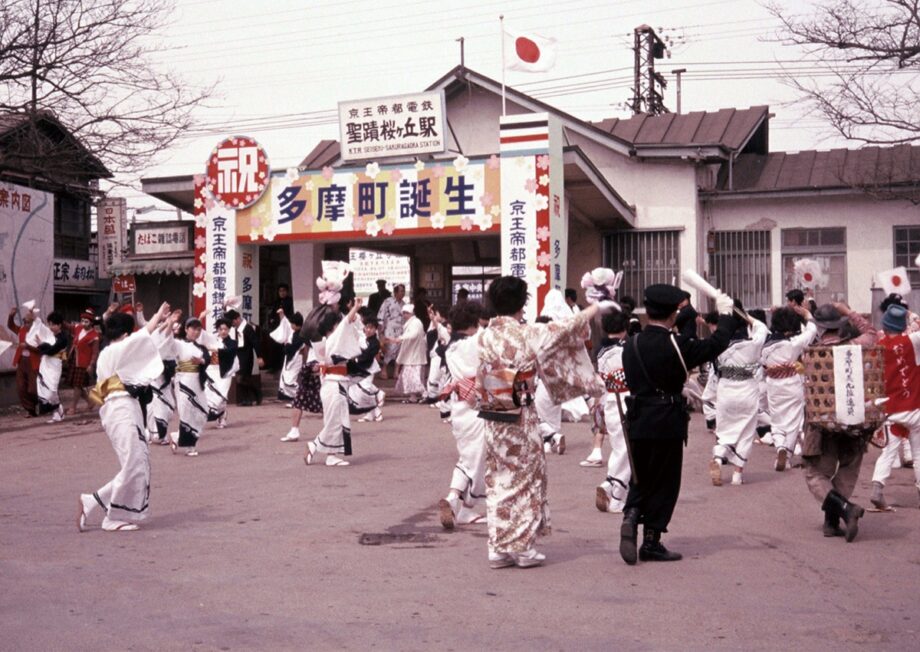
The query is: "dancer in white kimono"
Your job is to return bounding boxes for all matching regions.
[593,311,632,514]
[710,305,769,486]
[393,303,427,401]
[28,311,69,423]
[271,310,305,402]
[147,314,181,444]
[201,316,239,428]
[77,302,172,532]
[169,318,210,457]
[760,304,816,471]
[438,301,488,530]
[476,276,606,569]
[304,299,363,467]
[349,315,385,422]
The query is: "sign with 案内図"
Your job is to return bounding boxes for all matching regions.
[338,91,446,161]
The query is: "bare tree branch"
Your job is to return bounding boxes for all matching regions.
[0,0,213,187]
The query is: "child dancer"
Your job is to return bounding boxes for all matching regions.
[271,310,305,403]
[351,316,385,422]
[169,318,210,457]
[202,315,239,428]
[147,313,181,444]
[29,311,69,423]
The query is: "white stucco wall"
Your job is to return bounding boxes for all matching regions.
[706,194,918,313]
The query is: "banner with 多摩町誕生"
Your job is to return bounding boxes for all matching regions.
[236,156,502,243]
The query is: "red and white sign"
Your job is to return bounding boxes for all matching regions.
[205,136,270,210]
[876,266,910,296]
[112,274,136,293]
[503,28,557,73]
[98,197,127,279]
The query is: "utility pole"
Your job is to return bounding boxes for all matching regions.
[630,25,669,115]
[31,0,40,113]
[672,68,687,114]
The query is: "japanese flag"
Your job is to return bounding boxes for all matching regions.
[504,28,557,72]
[793,258,827,290]
[876,266,910,297]
[915,252,920,268]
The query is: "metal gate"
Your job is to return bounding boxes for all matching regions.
[708,230,771,310]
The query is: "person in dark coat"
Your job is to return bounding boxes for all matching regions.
[619,283,736,565]
[225,309,262,406]
[366,280,391,317]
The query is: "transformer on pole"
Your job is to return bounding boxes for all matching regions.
[630,25,669,115]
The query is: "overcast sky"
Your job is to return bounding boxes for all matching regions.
[122,0,853,215]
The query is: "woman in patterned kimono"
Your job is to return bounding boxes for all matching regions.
[477,276,605,569]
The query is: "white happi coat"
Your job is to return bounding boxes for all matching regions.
[271,315,303,400]
[597,339,630,502]
[27,318,62,411]
[147,328,178,439]
[714,319,769,467]
[89,329,163,523]
[760,321,817,451]
[174,339,209,448]
[444,334,487,507]
[199,330,239,421]
[312,316,362,455]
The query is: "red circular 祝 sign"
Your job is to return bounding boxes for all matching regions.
[205,136,270,210]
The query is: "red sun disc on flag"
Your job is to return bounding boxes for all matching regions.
[803,273,813,282]
[892,275,902,287]
[515,37,541,63]
[205,136,270,210]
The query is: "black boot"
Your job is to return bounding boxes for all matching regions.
[822,512,844,537]
[638,527,682,561]
[619,508,640,565]
[822,490,865,543]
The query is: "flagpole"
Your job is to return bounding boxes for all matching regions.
[500,14,506,116]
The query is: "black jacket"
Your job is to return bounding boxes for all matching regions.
[236,323,260,375]
[622,316,734,439]
[346,335,380,377]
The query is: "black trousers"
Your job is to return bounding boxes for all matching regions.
[624,437,683,532]
[236,373,262,404]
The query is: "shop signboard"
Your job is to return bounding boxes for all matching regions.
[53,258,98,288]
[0,181,53,371]
[348,248,412,297]
[98,197,127,278]
[134,223,193,255]
[338,91,446,161]
[238,154,501,243]
[112,274,136,293]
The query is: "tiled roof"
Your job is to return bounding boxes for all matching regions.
[721,145,920,193]
[589,106,769,151]
[299,139,340,169]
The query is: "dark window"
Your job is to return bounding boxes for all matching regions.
[894,226,920,288]
[603,230,681,305]
[54,194,91,258]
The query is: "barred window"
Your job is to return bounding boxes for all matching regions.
[708,230,771,310]
[603,230,681,304]
[781,227,847,305]
[894,226,920,288]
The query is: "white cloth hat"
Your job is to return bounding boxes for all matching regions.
[402,303,415,313]
[21,299,36,311]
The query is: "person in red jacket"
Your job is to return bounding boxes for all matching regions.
[7,306,41,416]
[67,308,101,415]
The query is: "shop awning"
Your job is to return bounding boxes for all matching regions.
[109,257,194,276]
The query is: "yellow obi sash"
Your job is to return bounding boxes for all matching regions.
[177,361,200,373]
[54,350,68,361]
[89,375,126,406]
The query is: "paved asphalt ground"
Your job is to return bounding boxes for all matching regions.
[1,394,919,651]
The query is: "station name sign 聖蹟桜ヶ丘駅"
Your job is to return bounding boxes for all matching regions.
[338,91,446,162]
[238,155,502,243]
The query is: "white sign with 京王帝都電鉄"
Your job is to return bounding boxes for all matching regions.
[338,91,445,162]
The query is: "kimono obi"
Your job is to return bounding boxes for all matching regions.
[603,369,628,393]
[764,361,803,379]
[321,364,348,376]
[53,350,68,361]
[477,368,536,423]
[440,376,477,402]
[177,360,200,373]
[89,375,153,407]
[718,364,758,381]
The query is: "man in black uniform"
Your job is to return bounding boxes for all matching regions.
[619,283,736,565]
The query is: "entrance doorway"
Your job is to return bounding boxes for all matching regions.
[451,265,501,303]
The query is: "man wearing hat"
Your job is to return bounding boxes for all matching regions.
[619,283,736,565]
[67,308,101,415]
[803,302,876,541]
[366,279,391,317]
[868,304,920,510]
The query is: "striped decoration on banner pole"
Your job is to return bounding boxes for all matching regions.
[499,113,552,321]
